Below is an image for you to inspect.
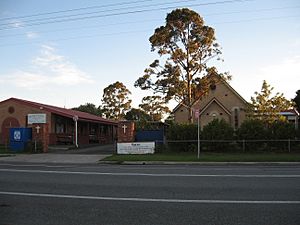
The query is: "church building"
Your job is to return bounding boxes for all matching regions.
[0,98,117,151]
[173,79,248,129]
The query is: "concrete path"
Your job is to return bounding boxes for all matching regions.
[49,144,116,155]
[0,153,109,164]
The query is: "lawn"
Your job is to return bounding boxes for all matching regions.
[103,152,300,162]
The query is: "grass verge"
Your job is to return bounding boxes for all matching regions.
[103,152,300,162]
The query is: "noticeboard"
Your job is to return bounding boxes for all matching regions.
[117,142,155,154]
[28,114,46,124]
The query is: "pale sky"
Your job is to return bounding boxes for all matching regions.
[0,0,299,110]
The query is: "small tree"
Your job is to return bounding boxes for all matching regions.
[135,8,229,123]
[250,80,294,125]
[72,103,102,116]
[125,108,151,121]
[101,81,132,120]
[293,90,300,112]
[139,96,170,121]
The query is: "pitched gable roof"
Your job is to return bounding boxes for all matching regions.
[0,98,117,125]
[199,97,231,115]
[172,79,248,113]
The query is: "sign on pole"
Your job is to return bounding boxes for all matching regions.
[193,108,201,159]
[194,109,199,118]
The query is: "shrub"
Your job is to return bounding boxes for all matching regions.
[267,121,296,151]
[25,141,43,153]
[166,123,198,152]
[237,119,268,151]
[201,119,234,151]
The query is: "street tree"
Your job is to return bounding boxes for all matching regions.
[139,95,171,121]
[125,108,151,121]
[101,81,132,120]
[250,80,294,124]
[72,103,102,116]
[135,8,229,123]
[293,90,300,112]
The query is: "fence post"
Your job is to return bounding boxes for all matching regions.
[243,139,245,152]
[288,139,291,153]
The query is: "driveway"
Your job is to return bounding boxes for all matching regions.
[0,144,115,164]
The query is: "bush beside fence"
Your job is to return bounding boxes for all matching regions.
[163,139,300,153]
[163,119,300,153]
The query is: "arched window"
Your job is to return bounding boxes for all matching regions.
[232,107,239,129]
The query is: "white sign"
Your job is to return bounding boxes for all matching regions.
[28,114,46,124]
[13,130,21,141]
[194,109,200,118]
[117,142,155,154]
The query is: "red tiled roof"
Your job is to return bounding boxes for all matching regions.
[1,98,117,125]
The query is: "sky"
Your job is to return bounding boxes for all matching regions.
[0,0,299,110]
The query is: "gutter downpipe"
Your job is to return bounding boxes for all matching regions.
[73,115,79,148]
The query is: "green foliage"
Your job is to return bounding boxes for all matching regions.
[134,8,228,123]
[202,119,234,140]
[237,119,267,140]
[238,119,297,151]
[125,108,151,121]
[269,121,296,139]
[250,80,294,124]
[267,121,297,150]
[167,123,198,140]
[72,103,102,116]
[201,119,234,151]
[0,144,9,153]
[135,121,164,131]
[25,141,43,153]
[166,123,198,152]
[237,119,268,151]
[139,95,170,121]
[293,90,300,112]
[101,81,132,120]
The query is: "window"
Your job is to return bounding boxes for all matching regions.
[56,123,65,134]
[55,116,66,134]
[234,108,239,129]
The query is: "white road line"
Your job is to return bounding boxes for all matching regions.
[0,163,75,168]
[0,191,299,204]
[0,168,299,177]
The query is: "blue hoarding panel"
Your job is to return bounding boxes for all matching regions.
[9,128,32,142]
[9,128,32,152]
[135,129,164,142]
[9,142,27,152]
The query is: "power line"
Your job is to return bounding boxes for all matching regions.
[0,0,253,30]
[0,0,155,21]
[0,14,298,48]
[1,5,298,39]
[0,0,199,27]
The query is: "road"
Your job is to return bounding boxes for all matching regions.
[0,163,299,225]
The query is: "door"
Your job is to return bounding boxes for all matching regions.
[1,117,20,144]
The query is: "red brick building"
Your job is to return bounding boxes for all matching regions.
[0,98,117,149]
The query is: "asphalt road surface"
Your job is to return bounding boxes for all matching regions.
[0,163,299,225]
